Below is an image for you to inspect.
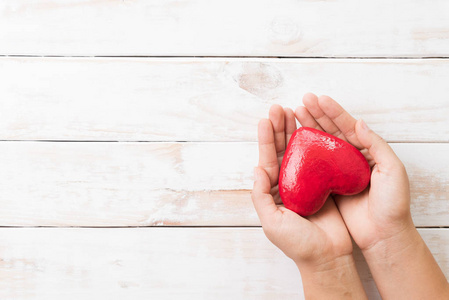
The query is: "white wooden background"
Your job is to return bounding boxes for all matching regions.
[1,1,448,299]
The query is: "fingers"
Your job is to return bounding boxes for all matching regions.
[270,185,284,205]
[295,93,323,130]
[294,106,323,131]
[317,95,364,149]
[269,105,285,155]
[302,93,347,141]
[284,107,297,146]
[355,119,402,169]
[258,119,279,187]
[252,167,278,224]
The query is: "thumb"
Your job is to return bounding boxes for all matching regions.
[251,167,278,223]
[355,119,401,169]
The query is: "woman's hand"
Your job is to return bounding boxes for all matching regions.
[252,105,367,299]
[295,93,413,251]
[296,93,449,299]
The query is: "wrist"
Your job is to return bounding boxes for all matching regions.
[362,220,419,263]
[362,225,449,299]
[297,253,354,275]
[357,212,416,253]
[298,254,367,299]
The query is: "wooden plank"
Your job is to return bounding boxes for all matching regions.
[0,1,448,56]
[0,228,447,299]
[1,58,449,142]
[0,142,447,227]
[0,141,257,227]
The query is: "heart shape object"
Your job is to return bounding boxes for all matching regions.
[279,127,370,216]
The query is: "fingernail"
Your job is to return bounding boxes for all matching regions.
[254,167,260,182]
[360,119,369,130]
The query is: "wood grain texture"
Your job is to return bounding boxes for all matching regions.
[2,1,448,298]
[0,142,447,227]
[1,228,448,299]
[1,57,449,142]
[1,0,448,56]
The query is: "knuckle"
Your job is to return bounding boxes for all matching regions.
[345,127,356,138]
[373,134,386,146]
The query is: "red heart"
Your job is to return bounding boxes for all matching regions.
[279,127,370,216]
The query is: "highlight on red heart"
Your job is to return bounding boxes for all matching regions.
[279,127,371,216]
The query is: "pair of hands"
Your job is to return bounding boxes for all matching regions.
[253,93,412,263]
[252,93,416,296]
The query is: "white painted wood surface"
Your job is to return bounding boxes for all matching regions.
[1,0,448,56]
[1,58,449,142]
[1,228,448,300]
[0,142,447,227]
[1,1,448,298]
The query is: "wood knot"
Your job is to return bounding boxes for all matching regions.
[234,63,283,99]
[270,17,302,45]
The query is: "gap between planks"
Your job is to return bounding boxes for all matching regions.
[0,226,447,229]
[2,55,449,59]
[1,140,449,144]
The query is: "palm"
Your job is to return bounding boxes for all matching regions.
[254,104,353,263]
[334,190,371,248]
[335,164,410,249]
